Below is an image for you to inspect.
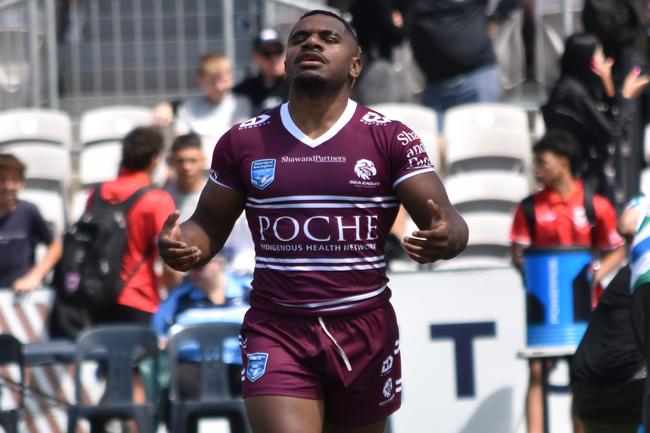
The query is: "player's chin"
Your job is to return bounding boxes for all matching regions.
[293,72,328,89]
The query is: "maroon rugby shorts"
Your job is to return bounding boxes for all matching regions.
[239,302,402,425]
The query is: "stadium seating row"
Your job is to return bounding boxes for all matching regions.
[0,103,536,271]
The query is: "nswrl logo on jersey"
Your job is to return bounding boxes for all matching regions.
[251,159,276,190]
[246,352,269,382]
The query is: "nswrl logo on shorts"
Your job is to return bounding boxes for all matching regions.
[246,352,269,382]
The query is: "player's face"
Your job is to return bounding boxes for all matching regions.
[285,14,361,93]
[0,170,23,210]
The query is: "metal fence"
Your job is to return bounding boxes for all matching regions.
[0,0,329,117]
[0,0,57,110]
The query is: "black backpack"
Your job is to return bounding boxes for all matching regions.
[54,185,152,309]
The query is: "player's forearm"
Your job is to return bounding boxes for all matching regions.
[443,212,469,259]
[179,218,219,266]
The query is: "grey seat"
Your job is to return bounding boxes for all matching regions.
[67,325,159,433]
[168,322,250,433]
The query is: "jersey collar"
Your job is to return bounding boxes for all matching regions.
[280,99,357,148]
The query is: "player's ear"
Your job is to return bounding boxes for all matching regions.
[349,46,362,82]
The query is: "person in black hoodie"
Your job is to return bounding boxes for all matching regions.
[542,33,649,204]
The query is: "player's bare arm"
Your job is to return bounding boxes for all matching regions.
[158,181,245,271]
[396,172,468,263]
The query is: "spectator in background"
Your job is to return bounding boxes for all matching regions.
[89,127,182,327]
[75,127,181,433]
[165,133,255,277]
[396,0,523,127]
[164,134,206,223]
[175,52,251,147]
[0,153,62,292]
[233,28,289,115]
[583,0,649,86]
[542,33,649,203]
[510,130,626,433]
[346,0,405,104]
[621,192,650,432]
[571,264,644,433]
[151,254,250,433]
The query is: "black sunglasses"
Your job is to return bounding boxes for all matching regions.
[260,49,284,59]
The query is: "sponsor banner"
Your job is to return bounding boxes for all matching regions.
[390,268,572,433]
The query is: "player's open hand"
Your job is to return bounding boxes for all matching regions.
[157,211,201,271]
[402,199,452,264]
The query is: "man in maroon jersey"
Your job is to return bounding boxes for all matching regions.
[158,9,468,433]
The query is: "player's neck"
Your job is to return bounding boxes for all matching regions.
[287,90,350,139]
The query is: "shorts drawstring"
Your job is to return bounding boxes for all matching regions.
[318,316,352,372]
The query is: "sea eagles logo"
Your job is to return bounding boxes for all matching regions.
[382,378,394,398]
[239,114,271,129]
[354,159,377,180]
[251,159,276,189]
[246,352,269,382]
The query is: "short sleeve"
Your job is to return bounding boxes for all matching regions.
[28,203,54,245]
[593,195,625,250]
[389,122,436,188]
[510,204,531,246]
[209,130,245,192]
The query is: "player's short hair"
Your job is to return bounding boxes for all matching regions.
[121,127,164,172]
[197,52,232,76]
[533,129,582,175]
[0,153,25,179]
[171,133,202,153]
[298,10,358,43]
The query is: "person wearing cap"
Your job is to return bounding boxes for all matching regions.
[233,28,289,114]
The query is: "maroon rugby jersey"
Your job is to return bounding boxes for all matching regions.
[210,100,434,315]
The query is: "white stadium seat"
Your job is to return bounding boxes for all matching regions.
[0,108,73,148]
[1,143,72,187]
[445,170,531,212]
[445,129,532,173]
[79,141,122,186]
[79,105,154,146]
[444,103,528,135]
[371,103,440,169]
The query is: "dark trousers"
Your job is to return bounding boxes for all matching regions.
[632,282,650,431]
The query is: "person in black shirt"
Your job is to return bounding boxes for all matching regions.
[233,28,289,115]
[396,0,524,128]
[571,265,644,433]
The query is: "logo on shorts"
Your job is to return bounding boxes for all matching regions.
[382,378,393,398]
[381,355,393,375]
[246,352,269,382]
[251,159,276,190]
